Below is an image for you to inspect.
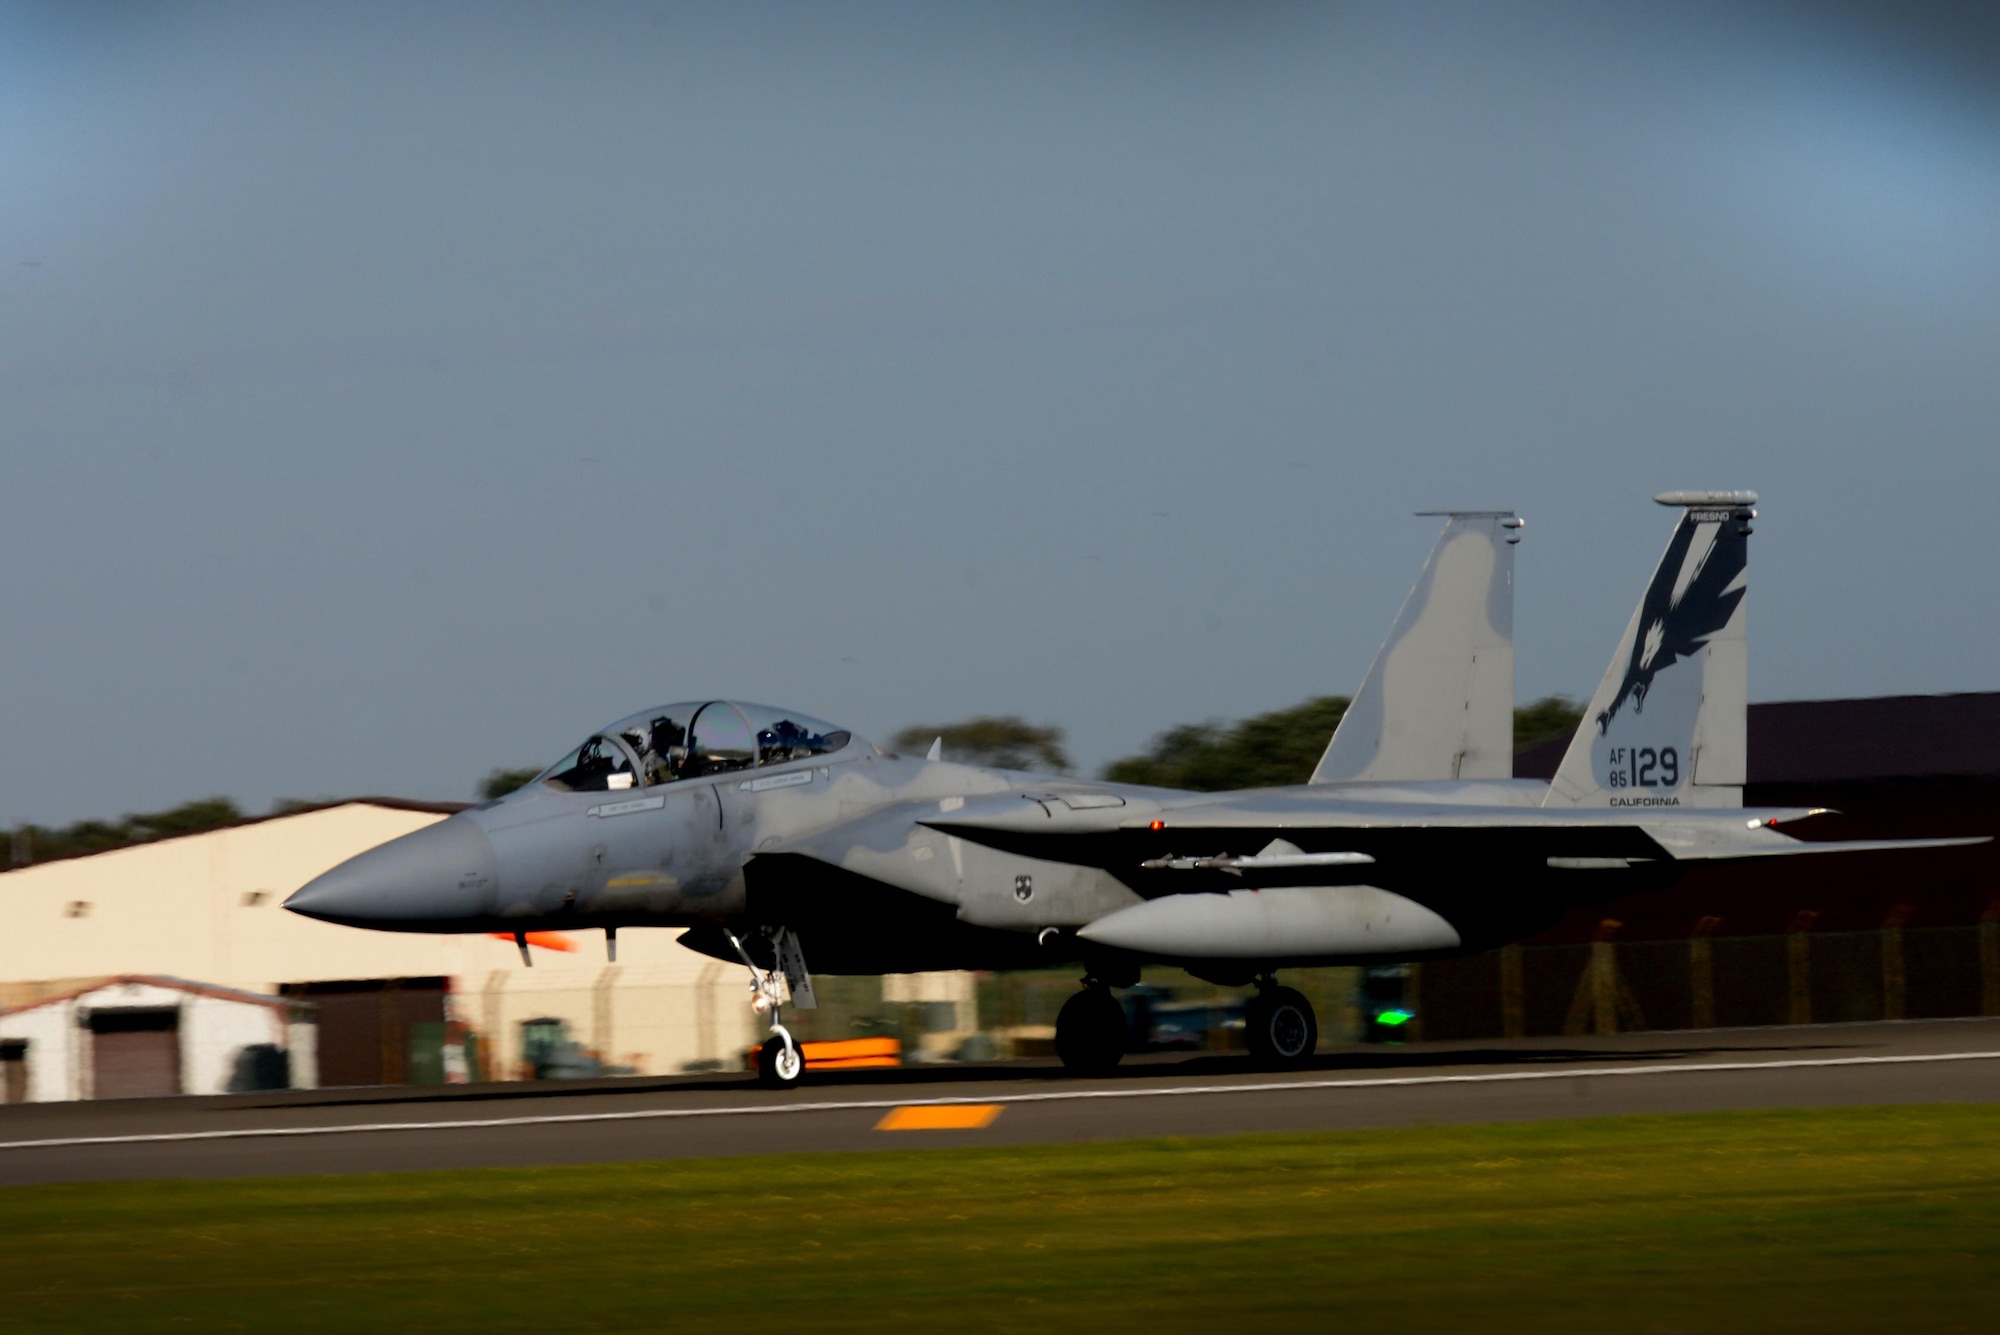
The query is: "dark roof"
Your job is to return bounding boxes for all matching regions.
[1,974,296,1015]
[1515,692,2000,784]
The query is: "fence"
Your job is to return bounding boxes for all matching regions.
[429,921,2000,1082]
[1410,919,2000,1042]
[440,965,1366,1077]
[449,965,760,1080]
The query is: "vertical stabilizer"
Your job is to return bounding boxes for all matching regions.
[1543,491,1756,809]
[1313,511,1522,783]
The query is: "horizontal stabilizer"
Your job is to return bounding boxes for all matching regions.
[1663,834,1990,862]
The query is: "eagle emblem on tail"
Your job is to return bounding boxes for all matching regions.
[1595,517,1747,733]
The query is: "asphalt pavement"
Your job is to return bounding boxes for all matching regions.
[4,1017,2000,1186]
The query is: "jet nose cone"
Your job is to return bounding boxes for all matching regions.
[285,816,498,929]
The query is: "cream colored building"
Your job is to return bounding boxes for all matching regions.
[0,801,761,1082]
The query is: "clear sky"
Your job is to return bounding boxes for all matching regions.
[5,2,1999,825]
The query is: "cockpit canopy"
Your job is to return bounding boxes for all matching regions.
[537,702,854,793]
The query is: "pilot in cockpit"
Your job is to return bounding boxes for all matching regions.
[639,715,688,785]
[757,718,821,764]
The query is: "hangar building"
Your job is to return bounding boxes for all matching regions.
[0,799,760,1095]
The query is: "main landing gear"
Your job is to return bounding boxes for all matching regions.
[1055,981,1128,1075]
[1244,977,1318,1068]
[1054,973,1319,1074]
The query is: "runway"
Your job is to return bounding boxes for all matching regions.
[5,1017,2000,1186]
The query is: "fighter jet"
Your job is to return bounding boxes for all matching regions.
[287,492,1978,1086]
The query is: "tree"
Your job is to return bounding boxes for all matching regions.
[889,717,1071,773]
[128,797,243,840]
[1513,695,1585,750]
[479,767,545,801]
[1101,693,1590,793]
[4,797,246,866]
[1103,697,1351,791]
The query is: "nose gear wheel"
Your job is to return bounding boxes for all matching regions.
[759,1033,805,1088]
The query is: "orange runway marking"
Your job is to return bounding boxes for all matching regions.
[874,1104,1003,1131]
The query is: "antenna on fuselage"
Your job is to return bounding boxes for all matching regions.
[926,737,943,762]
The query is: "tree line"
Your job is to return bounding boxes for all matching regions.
[4,797,250,868]
[892,694,1584,790]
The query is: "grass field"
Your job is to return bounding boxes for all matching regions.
[3,1105,1998,1332]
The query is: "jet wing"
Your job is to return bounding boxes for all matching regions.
[920,789,1987,876]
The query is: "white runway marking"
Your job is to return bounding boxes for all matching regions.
[3,1048,1996,1154]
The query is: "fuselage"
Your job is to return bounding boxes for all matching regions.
[284,704,1702,979]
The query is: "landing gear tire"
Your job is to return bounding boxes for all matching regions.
[1055,987,1128,1075]
[758,1035,806,1089]
[1245,986,1318,1068]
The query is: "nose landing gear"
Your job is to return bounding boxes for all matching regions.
[726,927,817,1089]
[1244,977,1318,1068]
[1054,980,1128,1075]
[758,1034,804,1086]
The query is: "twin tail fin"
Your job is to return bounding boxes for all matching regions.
[1314,510,1522,784]
[1542,491,1756,809]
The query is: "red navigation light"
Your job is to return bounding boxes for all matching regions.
[1148,819,1165,831]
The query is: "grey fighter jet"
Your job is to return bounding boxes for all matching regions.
[287,493,1978,1086]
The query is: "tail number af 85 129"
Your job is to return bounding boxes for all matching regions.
[1605,746,1680,790]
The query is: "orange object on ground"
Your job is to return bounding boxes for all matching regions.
[487,931,579,952]
[747,1036,901,1072]
[875,1103,1003,1131]
[803,1037,901,1068]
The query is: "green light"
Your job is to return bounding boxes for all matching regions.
[1374,1009,1413,1027]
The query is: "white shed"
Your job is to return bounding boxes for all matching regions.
[0,975,311,1102]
